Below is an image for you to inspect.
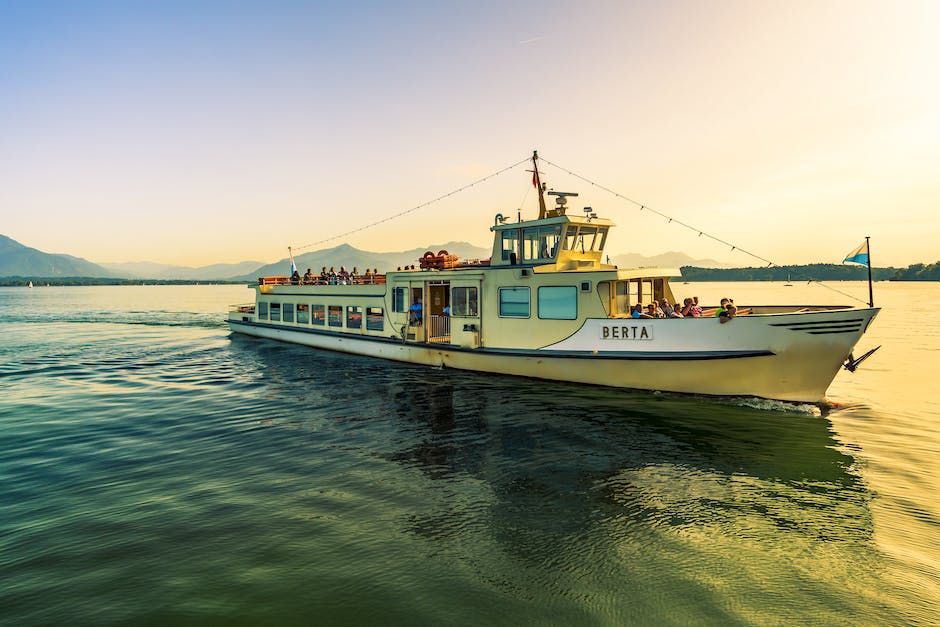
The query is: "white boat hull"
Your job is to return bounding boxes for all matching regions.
[229,307,878,403]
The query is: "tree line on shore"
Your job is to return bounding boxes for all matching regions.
[679,262,940,281]
[0,277,246,287]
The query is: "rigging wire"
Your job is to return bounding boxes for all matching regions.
[291,156,531,253]
[538,156,871,306]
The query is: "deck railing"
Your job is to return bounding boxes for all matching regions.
[428,315,451,344]
[258,274,387,286]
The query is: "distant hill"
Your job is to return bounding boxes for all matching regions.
[99,260,265,280]
[0,234,116,278]
[610,251,731,269]
[241,241,491,280]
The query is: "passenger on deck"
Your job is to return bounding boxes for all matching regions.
[303,268,314,284]
[410,297,423,325]
[328,267,337,284]
[290,270,300,285]
[668,302,684,318]
[715,298,730,317]
[681,297,702,317]
[320,267,329,284]
[631,304,651,319]
[719,303,737,324]
[350,267,360,283]
[660,300,675,317]
[646,303,664,318]
[339,266,350,285]
[364,268,373,284]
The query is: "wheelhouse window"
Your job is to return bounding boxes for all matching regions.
[500,229,519,262]
[312,304,325,326]
[257,301,268,320]
[564,225,609,253]
[498,287,530,318]
[283,303,294,323]
[296,304,309,324]
[522,225,561,262]
[451,287,479,317]
[538,286,577,320]
[392,287,407,313]
[270,302,281,322]
[328,305,343,327]
[346,306,362,329]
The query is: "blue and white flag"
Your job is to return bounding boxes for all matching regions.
[288,247,297,276]
[843,240,869,266]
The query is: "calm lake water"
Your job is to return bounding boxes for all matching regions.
[1,282,937,625]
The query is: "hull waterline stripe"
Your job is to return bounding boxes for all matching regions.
[228,319,775,361]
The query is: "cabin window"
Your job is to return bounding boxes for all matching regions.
[500,230,520,262]
[392,287,407,312]
[653,279,665,302]
[641,280,653,303]
[596,226,609,251]
[296,303,309,324]
[346,306,362,329]
[328,305,343,327]
[283,303,294,323]
[538,286,577,320]
[451,287,479,317]
[498,287,530,318]
[257,301,268,319]
[366,307,384,331]
[614,281,629,315]
[522,225,561,261]
[312,304,325,326]
[270,302,281,322]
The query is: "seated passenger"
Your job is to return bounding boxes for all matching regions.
[715,298,731,317]
[669,302,684,318]
[631,304,651,319]
[719,303,737,324]
[290,270,300,285]
[410,298,423,324]
[328,267,337,284]
[320,267,329,284]
[303,268,314,284]
[647,302,665,318]
[660,300,674,317]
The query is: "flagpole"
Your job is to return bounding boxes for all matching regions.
[866,236,873,307]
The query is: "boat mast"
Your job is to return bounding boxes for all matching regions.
[532,150,548,219]
[866,235,874,307]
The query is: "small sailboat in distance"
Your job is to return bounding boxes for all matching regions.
[784,273,793,286]
[27,281,33,288]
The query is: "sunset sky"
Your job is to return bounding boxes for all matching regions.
[1,1,937,268]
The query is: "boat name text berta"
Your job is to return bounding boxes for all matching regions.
[600,325,653,340]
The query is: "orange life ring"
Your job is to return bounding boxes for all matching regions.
[423,251,435,260]
[437,250,449,258]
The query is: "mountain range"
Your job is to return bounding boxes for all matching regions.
[0,233,731,280]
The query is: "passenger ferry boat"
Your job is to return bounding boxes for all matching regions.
[228,154,879,403]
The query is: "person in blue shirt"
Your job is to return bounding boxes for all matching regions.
[410,297,423,324]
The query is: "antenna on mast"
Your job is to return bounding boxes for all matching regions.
[529,150,548,220]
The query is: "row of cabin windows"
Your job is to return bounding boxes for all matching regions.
[256,301,384,331]
[391,287,480,317]
[498,286,577,320]
[500,224,610,263]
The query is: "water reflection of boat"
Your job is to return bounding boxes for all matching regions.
[228,152,879,402]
